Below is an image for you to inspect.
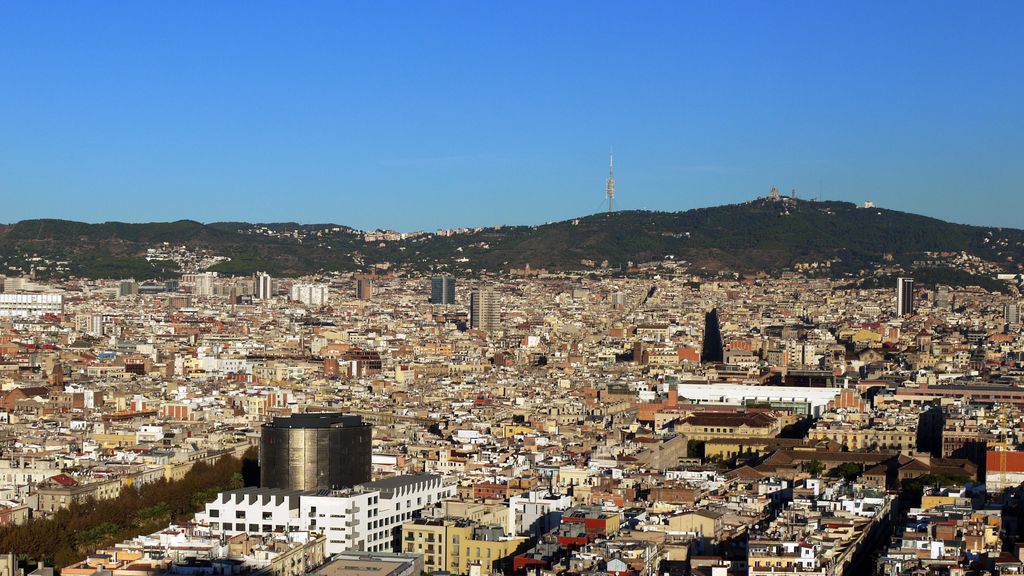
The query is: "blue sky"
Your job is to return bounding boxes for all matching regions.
[1,2,1021,230]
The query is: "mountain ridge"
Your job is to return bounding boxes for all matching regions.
[2,199,1022,284]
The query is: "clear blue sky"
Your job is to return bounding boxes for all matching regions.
[1,1,1021,230]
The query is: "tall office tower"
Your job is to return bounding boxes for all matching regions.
[431,275,456,305]
[700,308,724,364]
[255,272,273,300]
[195,272,217,297]
[470,287,499,332]
[1006,303,1022,325]
[88,314,105,337]
[610,291,627,308]
[117,279,139,298]
[935,285,951,310]
[260,413,372,491]
[896,277,915,316]
[355,277,374,301]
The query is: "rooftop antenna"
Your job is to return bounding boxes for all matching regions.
[606,148,615,213]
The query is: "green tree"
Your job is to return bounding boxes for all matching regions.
[831,462,863,481]
[802,459,826,477]
[686,440,706,460]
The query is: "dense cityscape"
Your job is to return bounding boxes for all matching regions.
[0,229,1023,576]
[4,3,1021,576]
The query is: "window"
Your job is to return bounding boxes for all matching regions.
[235,523,245,531]
[209,509,220,518]
[263,512,272,520]
[236,511,245,519]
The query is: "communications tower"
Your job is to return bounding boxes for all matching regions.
[606,151,615,212]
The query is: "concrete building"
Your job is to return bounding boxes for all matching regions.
[356,277,374,301]
[117,279,139,298]
[1006,302,1022,325]
[507,491,572,537]
[198,475,454,555]
[0,293,64,317]
[291,283,330,307]
[194,272,217,297]
[401,518,527,576]
[255,272,274,300]
[470,288,498,333]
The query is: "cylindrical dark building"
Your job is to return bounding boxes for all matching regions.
[260,413,372,491]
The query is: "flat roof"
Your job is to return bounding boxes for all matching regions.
[266,413,365,429]
[363,474,440,492]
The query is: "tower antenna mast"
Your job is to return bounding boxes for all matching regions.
[606,148,615,213]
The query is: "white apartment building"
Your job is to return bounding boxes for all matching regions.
[255,272,273,300]
[197,474,454,555]
[508,491,573,537]
[0,458,62,491]
[0,293,64,317]
[195,272,217,297]
[291,283,330,307]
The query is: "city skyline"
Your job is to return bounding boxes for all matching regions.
[2,1,1022,230]
[3,3,1024,574]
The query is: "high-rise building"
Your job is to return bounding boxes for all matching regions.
[117,279,139,298]
[935,284,951,310]
[356,277,374,301]
[88,314,105,337]
[431,275,456,305]
[470,287,498,332]
[1006,302,1022,325]
[255,272,273,300]
[291,283,330,306]
[260,413,372,491]
[194,272,217,297]
[700,308,724,364]
[610,291,627,308]
[896,277,915,316]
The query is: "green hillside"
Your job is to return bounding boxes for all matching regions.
[1,199,1022,280]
